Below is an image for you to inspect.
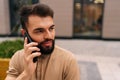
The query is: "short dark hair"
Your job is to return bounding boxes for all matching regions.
[20,3,54,29]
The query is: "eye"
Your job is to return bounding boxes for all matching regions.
[49,26,55,31]
[34,29,44,33]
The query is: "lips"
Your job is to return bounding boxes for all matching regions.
[42,40,52,47]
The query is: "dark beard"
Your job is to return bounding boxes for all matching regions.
[37,39,55,55]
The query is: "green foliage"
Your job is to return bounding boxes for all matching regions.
[0,39,23,58]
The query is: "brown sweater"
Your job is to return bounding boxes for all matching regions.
[6,45,80,80]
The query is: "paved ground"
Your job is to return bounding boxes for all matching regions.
[0,37,120,80]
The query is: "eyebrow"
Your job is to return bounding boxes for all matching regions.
[50,24,55,28]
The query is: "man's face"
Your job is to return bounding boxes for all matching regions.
[26,15,55,55]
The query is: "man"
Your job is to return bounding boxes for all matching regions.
[5,3,80,80]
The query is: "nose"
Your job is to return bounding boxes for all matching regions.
[44,30,52,39]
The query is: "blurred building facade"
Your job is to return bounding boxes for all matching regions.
[0,0,120,39]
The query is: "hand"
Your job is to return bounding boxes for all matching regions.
[23,37,41,76]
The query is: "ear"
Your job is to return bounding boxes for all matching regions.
[21,29,26,36]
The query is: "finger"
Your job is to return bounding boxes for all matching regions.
[24,37,28,46]
[24,42,38,51]
[27,52,41,61]
[27,42,38,47]
[26,47,40,55]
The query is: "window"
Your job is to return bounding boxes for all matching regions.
[74,0,104,38]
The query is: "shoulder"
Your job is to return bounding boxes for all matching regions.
[7,49,24,76]
[11,49,24,61]
[53,45,76,62]
[10,49,24,69]
[9,49,24,67]
[53,45,80,78]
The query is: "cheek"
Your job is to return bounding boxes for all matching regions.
[52,31,55,38]
[31,35,44,42]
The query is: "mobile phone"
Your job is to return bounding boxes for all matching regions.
[24,32,38,63]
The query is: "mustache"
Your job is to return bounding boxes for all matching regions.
[39,39,53,44]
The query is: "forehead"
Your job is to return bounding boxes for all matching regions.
[27,15,54,29]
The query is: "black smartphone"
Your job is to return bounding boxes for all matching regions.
[24,32,38,63]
